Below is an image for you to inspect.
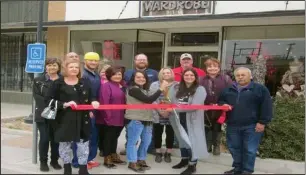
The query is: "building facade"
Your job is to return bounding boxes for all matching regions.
[1,1,305,104]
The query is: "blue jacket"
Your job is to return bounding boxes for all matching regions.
[218,81,273,127]
[124,68,158,86]
[82,68,101,103]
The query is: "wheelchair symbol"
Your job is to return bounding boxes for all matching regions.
[30,48,42,59]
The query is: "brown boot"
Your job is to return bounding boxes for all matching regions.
[111,153,127,165]
[104,155,116,169]
[128,162,145,173]
[137,160,151,170]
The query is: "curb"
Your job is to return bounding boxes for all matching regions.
[1,127,33,136]
[171,149,304,174]
[1,116,26,123]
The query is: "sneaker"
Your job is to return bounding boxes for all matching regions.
[164,152,172,163]
[155,153,163,163]
[88,161,100,168]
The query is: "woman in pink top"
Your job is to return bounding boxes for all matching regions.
[97,64,111,157]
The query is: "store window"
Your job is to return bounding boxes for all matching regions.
[222,39,305,96]
[171,32,219,46]
[167,52,218,69]
[70,30,137,69]
[222,24,305,97]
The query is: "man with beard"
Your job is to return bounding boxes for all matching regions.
[120,53,158,155]
[72,52,101,169]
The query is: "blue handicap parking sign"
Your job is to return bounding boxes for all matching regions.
[25,43,46,73]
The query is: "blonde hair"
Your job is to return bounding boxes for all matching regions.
[158,67,174,82]
[98,64,111,74]
[61,59,83,79]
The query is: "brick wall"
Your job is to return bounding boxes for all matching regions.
[47,27,68,59]
[48,1,66,21]
[46,2,68,59]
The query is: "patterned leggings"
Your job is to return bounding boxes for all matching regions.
[59,140,89,165]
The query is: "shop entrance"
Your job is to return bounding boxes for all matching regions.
[136,29,165,71]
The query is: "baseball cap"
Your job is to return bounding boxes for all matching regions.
[180,53,193,60]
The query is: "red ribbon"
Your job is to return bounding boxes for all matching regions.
[71,104,231,124]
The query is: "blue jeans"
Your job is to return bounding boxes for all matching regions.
[126,120,152,163]
[72,117,98,167]
[226,124,263,173]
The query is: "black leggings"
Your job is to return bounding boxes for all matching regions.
[153,124,174,149]
[103,125,124,156]
[37,122,59,163]
[96,124,105,152]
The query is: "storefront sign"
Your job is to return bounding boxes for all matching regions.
[141,1,213,17]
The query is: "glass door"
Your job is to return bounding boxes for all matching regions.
[136,29,166,71]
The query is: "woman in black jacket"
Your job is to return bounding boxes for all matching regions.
[45,59,100,175]
[33,57,62,172]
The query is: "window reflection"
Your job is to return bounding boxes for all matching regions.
[222,39,305,96]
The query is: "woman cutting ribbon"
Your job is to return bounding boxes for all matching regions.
[167,68,209,175]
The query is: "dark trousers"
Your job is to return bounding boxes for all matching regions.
[153,123,174,149]
[96,124,105,152]
[226,124,263,173]
[103,125,124,156]
[179,120,197,163]
[205,111,222,148]
[36,122,59,163]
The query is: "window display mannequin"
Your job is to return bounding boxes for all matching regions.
[276,58,305,98]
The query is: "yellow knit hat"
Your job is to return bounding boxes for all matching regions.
[84,52,100,61]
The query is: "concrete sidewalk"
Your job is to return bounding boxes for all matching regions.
[1,127,304,174]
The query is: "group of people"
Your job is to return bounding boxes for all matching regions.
[33,51,273,175]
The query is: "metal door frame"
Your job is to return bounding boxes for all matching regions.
[136,29,166,69]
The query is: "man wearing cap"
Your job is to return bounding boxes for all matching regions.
[72,52,101,169]
[172,53,206,82]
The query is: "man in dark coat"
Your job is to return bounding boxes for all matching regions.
[218,67,273,174]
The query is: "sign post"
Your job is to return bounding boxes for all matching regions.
[25,43,46,164]
[24,0,45,164]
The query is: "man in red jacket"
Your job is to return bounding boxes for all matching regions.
[172,53,206,82]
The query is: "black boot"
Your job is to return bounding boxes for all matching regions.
[50,160,62,170]
[213,132,222,156]
[181,164,196,174]
[40,162,49,172]
[172,159,188,169]
[79,165,89,175]
[64,163,72,174]
[205,127,213,153]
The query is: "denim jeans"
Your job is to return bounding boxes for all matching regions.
[226,124,263,173]
[126,120,152,163]
[72,117,98,167]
